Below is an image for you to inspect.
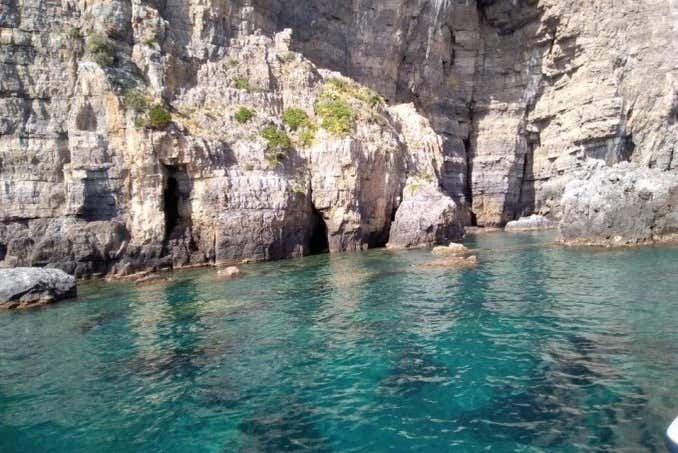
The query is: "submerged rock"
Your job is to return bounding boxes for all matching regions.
[423,255,478,269]
[387,179,465,249]
[0,268,77,309]
[560,163,678,246]
[134,273,171,286]
[505,215,554,232]
[431,243,472,257]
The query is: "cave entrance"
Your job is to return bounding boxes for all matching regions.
[309,207,329,255]
[162,165,190,240]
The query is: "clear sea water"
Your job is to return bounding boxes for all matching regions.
[1,232,677,453]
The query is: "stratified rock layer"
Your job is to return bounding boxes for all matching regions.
[0,24,463,277]
[0,0,676,275]
[0,268,77,309]
[560,164,678,246]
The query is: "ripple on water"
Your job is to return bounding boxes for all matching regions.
[0,232,677,452]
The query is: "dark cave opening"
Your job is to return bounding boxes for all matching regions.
[309,208,329,255]
[164,175,180,239]
[0,243,6,261]
[163,165,190,241]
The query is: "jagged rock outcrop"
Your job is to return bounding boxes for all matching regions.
[0,268,77,309]
[0,0,676,276]
[560,163,678,246]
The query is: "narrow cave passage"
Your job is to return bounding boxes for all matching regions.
[309,207,329,255]
[164,175,180,239]
[163,165,190,241]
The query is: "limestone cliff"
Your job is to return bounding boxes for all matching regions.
[0,0,676,276]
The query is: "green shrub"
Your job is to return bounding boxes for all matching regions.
[87,32,115,67]
[278,52,296,63]
[282,108,310,131]
[325,77,351,93]
[315,98,354,135]
[66,26,83,40]
[299,127,316,147]
[123,88,149,113]
[133,115,147,128]
[324,77,382,106]
[233,76,252,91]
[234,106,255,124]
[147,104,171,129]
[225,58,239,69]
[260,125,291,150]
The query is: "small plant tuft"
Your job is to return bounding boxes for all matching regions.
[66,26,83,40]
[87,32,115,67]
[233,76,252,91]
[299,127,316,147]
[234,106,255,124]
[315,98,354,135]
[147,104,172,129]
[260,125,291,150]
[282,108,310,131]
[123,88,149,113]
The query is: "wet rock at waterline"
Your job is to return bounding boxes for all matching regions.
[560,163,678,246]
[218,266,242,279]
[431,243,472,257]
[505,215,554,232]
[0,268,77,309]
[1,0,677,278]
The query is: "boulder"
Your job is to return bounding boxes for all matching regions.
[387,180,464,249]
[218,266,242,279]
[560,163,678,246]
[0,268,77,309]
[431,243,472,257]
[505,215,554,232]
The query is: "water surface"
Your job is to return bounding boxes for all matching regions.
[1,232,677,452]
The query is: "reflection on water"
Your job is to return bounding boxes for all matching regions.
[1,232,677,452]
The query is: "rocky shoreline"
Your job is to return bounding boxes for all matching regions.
[0,1,676,281]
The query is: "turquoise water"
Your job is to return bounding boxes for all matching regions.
[1,232,678,452]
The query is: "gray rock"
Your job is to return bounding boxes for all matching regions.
[0,268,77,309]
[1,0,676,275]
[505,215,554,232]
[560,163,678,246]
[387,180,464,249]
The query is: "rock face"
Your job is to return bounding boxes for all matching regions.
[505,215,554,232]
[560,164,678,246]
[387,178,464,249]
[0,18,463,277]
[0,268,77,309]
[0,0,676,275]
